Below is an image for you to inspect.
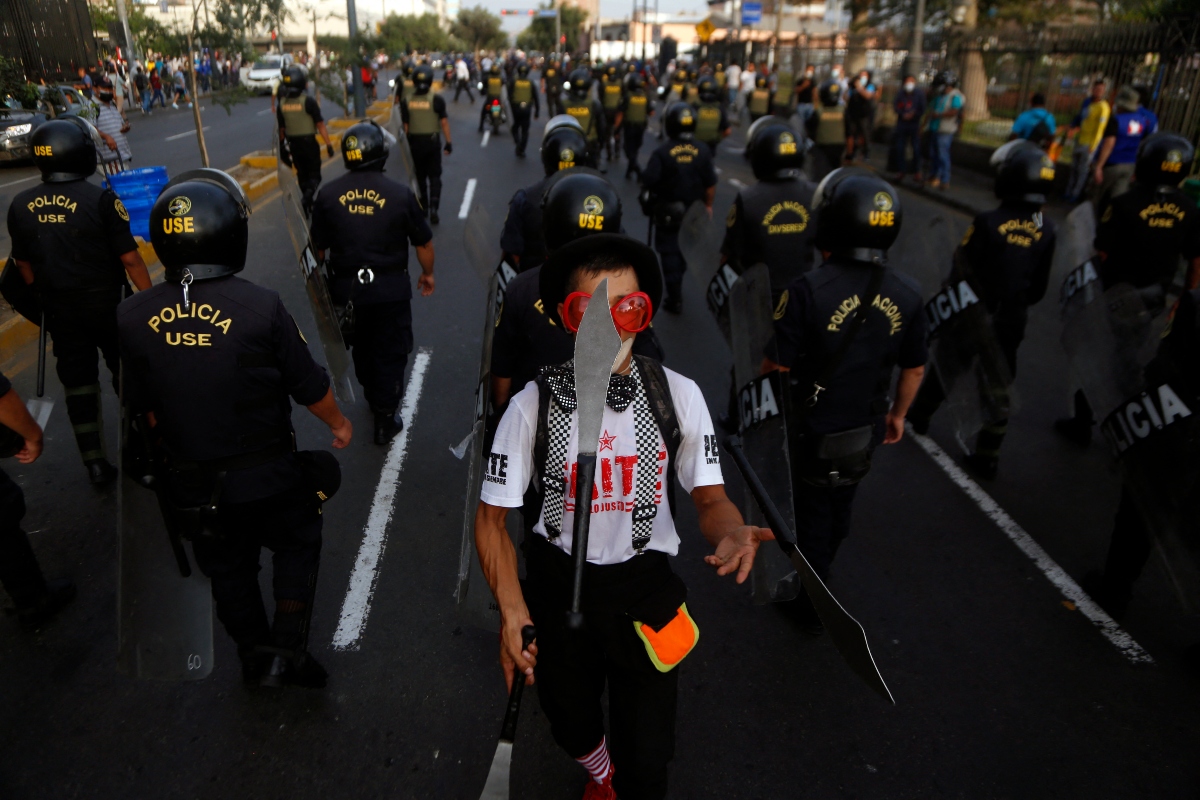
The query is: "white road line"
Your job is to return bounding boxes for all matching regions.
[909,428,1154,665]
[0,175,39,189]
[729,178,747,189]
[458,178,477,220]
[331,348,432,651]
[257,109,272,115]
[165,126,210,141]
[481,130,490,148]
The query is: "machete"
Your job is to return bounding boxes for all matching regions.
[566,277,626,630]
[725,436,895,704]
[478,625,537,800]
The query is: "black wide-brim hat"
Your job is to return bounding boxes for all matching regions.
[540,233,664,325]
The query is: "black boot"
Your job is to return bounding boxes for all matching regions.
[430,208,440,225]
[238,641,270,686]
[964,452,998,480]
[1081,570,1131,620]
[374,410,404,445]
[17,579,76,632]
[260,648,329,689]
[86,459,117,487]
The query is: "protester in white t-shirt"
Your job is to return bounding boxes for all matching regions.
[475,222,771,800]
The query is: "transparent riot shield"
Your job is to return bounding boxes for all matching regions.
[385,104,423,200]
[1053,203,1097,286]
[117,374,213,681]
[275,136,356,404]
[454,204,515,631]
[923,254,1018,448]
[729,264,801,604]
[678,200,736,340]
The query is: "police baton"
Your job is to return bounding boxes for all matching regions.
[723,435,895,704]
[36,311,47,398]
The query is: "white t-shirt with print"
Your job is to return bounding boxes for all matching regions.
[480,366,724,565]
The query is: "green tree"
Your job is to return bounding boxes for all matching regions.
[450,6,508,55]
[514,3,588,53]
[378,13,452,54]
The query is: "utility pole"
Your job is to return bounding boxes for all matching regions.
[556,0,562,57]
[347,0,367,116]
[903,0,926,79]
[772,0,783,66]
[115,0,137,61]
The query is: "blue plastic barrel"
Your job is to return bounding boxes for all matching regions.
[104,166,169,240]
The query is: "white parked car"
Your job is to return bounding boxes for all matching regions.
[242,54,294,94]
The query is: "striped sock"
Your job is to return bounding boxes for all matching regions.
[576,736,612,783]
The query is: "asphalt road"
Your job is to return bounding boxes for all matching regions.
[1,85,1198,800]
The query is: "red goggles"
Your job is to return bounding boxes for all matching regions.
[562,291,653,334]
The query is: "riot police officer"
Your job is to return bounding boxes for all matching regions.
[277,65,336,217]
[692,75,730,158]
[400,64,453,223]
[748,74,772,124]
[398,59,417,102]
[561,68,607,167]
[0,373,75,631]
[508,61,541,157]
[599,63,624,163]
[641,102,717,313]
[479,62,506,133]
[492,172,665,410]
[117,169,353,687]
[618,72,653,179]
[5,118,152,485]
[311,122,436,444]
[908,142,1057,479]
[721,122,819,298]
[500,120,594,272]
[542,57,564,118]
[1055,133,1200,445]
[767,168,926,629]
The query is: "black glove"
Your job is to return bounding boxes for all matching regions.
[444,141,453,155]
[326,143,335,158]
[279,142,292,167]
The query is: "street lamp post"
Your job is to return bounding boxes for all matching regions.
[904,0,926,79]
[346,0,367,116]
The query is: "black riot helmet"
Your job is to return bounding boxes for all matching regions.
[817,79,841,107]
[1135,132,1195,188]
[412,64,434,94]
[626,72,644,92]
[696,75,719,103]
[341,120,389,172]
[489,62,502,76]
[993,140,1055,204]
[280,64,307,95]
[663,102,697,139]
[605,63,618,79]
[540,125,593,176]
[755,74,769,90]
[151,168,252,282]
[567,68,592,99]
[749,122,806,181]
[30,118,97,183]
[544,113,585,138]
[812,167,902,262]
[517,61,531,78]
[687,65,699,82]
[540,173,663,322]
[673,68,688,84]
[403,60,416,77]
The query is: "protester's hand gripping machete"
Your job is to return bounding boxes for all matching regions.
[725,436,896,704]
[567,277,627,630]
[478,625,537,800]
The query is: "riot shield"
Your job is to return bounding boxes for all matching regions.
[454,204,515,631]
[679,201,736,340]
[923,254,1018,448]
[729,264,800,604]
[275,136,357,404]
[384,105,422,200]
[1053,203,1097,287]
[116,372,214,681]
[0,257,41,324]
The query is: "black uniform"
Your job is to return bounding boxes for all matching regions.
[619,89,651,177]
[276,93,325,216]
[1095,183,1200,294]
[542,65,563,117]
[0,372,50,613]
[491,267,664,400]
[909,201,1056,460]
[310,170,432,416]
[399,91,449,214]
[641,138,717,304]
[720,175,820,299]
[561,94,607,165]
[773,259,927,577]
[508,73,541,156]
[500,177,552,272]
[117,276,331,659]
[7,178,137,469]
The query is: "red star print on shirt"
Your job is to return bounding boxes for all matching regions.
[598,430,617,451]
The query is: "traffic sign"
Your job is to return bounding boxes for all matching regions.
[695,16,716,41]
[537,9,558,17]
[741,1,761,24]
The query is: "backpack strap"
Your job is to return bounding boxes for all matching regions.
[635,355,681,517]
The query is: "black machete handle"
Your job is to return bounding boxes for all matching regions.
[567,453,597,630]
[499,625,537,743]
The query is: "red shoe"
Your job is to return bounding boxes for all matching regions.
[582,772,617,800]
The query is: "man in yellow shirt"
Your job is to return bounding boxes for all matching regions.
[1064,79,1110,203]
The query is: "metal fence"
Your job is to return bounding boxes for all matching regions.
[0,0,97,84]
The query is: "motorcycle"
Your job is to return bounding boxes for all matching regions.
[485,96,506,134]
